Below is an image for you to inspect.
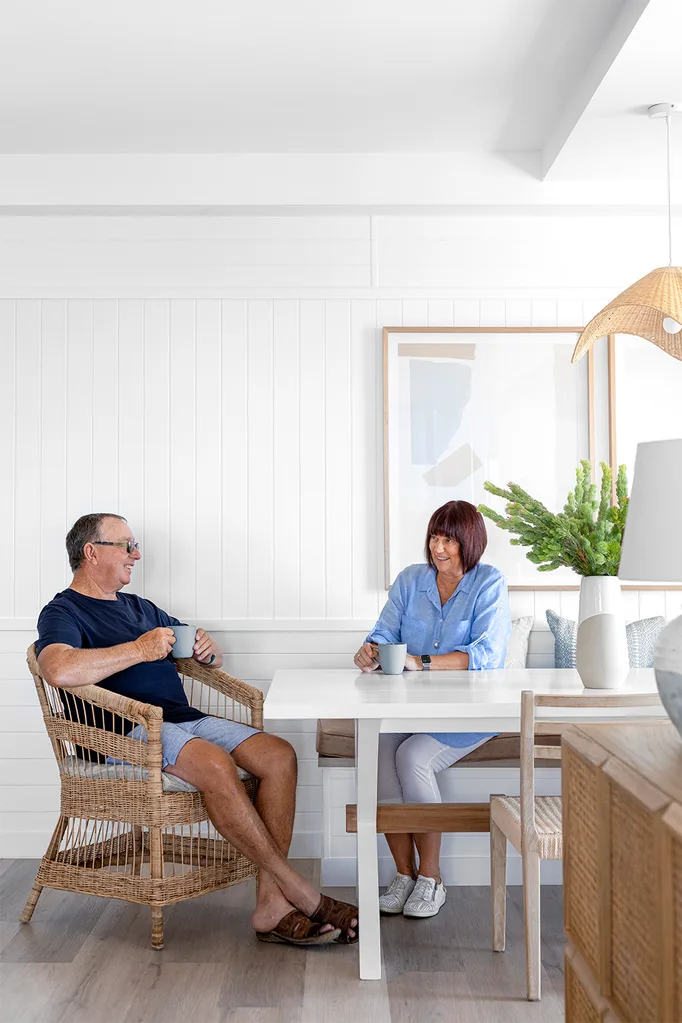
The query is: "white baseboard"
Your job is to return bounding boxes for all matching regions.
[320,854,563,887]
[0,832,49,859]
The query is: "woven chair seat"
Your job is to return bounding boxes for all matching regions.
[61,755,254,793]
[490,794,563,860]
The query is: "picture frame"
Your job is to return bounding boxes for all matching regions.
[383,326,595,591]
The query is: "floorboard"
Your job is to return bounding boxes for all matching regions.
[0,859,565,1023]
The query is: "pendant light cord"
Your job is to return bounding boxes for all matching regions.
[666,113,673,266]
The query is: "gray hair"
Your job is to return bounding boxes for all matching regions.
[65,513,127,572]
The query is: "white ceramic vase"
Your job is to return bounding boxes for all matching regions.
[576,576,629,689]
[577,576,625,624]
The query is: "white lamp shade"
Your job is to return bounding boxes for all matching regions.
[618,439,682,582]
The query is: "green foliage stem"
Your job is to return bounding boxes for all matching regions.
[478,461,629,577]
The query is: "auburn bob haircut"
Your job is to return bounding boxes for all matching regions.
[424,500,487,575]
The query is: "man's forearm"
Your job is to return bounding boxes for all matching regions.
[39,641,143,689]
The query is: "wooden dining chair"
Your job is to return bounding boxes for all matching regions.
[489,689,663,1001]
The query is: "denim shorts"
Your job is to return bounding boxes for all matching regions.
[127,715,260,769]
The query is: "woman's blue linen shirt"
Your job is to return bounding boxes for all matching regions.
[367,562,511,748]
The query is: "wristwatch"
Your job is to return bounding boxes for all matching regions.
[420,654,432,671]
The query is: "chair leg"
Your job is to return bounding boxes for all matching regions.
[522,850,542,1001]
[490,818,507,952]
[149,827,164,950]
[22,815,69,923]
[20,882,44,923]
[151,907,164,950]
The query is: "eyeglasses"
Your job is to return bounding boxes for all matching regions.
[92,541,140,555]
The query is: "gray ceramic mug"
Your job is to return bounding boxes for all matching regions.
[170,624,197,659]
[377,642,407,675]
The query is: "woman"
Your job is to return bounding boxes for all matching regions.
[354,500,510,919]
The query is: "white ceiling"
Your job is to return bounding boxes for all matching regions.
[0,0,664,163]
[549,0,682,180]
[2,0,682,209]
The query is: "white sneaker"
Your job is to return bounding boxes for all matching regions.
[379,873,416,915]
[402,874,447,918]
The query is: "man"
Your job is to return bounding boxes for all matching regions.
[36,512,357,947]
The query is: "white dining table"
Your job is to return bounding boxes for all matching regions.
[263,666,661,980]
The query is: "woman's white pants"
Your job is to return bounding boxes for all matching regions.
[377,732,491,805]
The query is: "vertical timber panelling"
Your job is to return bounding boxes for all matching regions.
[15,301,41,618]
[273,300,300,618]
[299,301,326,618]
[325,300,352,619]
[195,301,222,618]
[0,301,15,618]
[65,301,94,532]
[118,300,145,597]
[91,301,119,513]
[350,300,380,619]
[221,300,248,618]
[143,300,171,610]
[1,288,679,625]
[375,299,402,594]
[40,300,67,605]
[246,301,274,618]
[169,300,197,621]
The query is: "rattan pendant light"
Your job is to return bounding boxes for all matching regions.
[572,103,682,364]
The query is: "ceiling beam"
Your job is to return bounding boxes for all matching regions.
[541,0,652,179]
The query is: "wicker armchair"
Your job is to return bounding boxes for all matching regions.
[21,644,264,949]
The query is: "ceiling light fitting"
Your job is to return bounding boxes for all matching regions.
[571,102,682,363]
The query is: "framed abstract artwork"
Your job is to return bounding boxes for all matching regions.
[383,327,594,589]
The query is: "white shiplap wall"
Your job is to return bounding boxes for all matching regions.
[2,212,680,861]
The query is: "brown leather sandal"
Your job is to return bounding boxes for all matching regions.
[256,909,341,947]
[311,894,359,944]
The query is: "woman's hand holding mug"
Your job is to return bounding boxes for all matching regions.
[354,642,379,672]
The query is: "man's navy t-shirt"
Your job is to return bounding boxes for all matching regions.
[36,589,204,723]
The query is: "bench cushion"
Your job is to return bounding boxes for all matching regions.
[315,721,559,762]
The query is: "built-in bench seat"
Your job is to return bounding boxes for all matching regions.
[316,718,563,886]
[316,719,561,763]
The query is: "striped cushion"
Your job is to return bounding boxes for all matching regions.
[61,755,254,793]
[546,609,664,669]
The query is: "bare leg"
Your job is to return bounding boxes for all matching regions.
[413,832,442,882]
[166,736,355,935]
[385,833,417,878]
[230,733,347,934]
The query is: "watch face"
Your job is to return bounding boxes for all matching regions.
[421,655,431,664]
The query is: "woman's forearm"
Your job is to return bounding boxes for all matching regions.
[429,651,470,670]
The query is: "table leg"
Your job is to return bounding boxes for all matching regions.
[356,717,381,980]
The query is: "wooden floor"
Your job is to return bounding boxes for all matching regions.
[0,858,565,1023]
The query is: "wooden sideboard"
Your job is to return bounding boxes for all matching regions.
[563,721,682,1023]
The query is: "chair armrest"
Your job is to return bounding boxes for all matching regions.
[44,684,165,786]
[174,658,264,730]
[61,683,162,728]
